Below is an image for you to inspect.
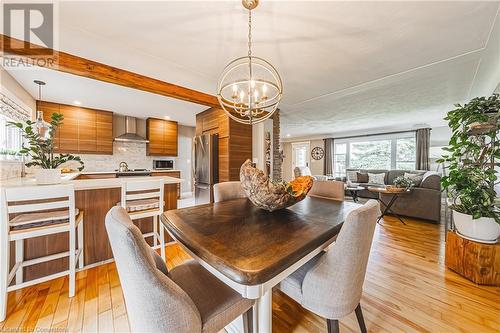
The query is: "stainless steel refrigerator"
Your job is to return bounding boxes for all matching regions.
[194,133,218,205]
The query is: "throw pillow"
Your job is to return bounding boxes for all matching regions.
[346,170,358,183]
[368,173,385,185]
[404,172,424,187]
[356,172,369,183]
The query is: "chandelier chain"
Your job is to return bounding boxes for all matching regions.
[248,9,252,57]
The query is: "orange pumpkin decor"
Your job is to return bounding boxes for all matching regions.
[286,176,314,198]
[240,160,314,211]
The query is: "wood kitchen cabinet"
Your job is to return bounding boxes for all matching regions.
[77,107,97,153]
[146,118,178,156]
[38,101,113,155]
[152,171,181,198]
[196,108,252,182]
[96,111,113,154]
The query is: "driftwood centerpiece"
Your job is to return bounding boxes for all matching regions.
[240,159,313,211]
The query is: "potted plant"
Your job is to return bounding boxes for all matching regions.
[392,176,415,190]
[8,113,84,184]
[438,94,500,243]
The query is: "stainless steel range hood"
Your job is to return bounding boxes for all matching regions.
[114,116,149,143]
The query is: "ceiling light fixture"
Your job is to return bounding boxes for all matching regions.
[216,0,283,125]
[33,80,51,140]
[73,100,81,105]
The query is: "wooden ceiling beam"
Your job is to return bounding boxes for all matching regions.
[0,34,219,108]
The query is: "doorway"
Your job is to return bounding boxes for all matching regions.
[291,142,310,177]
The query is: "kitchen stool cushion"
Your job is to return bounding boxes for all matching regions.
[10,208,81,231]
[116,199,164,212]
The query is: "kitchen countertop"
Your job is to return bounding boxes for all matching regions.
[0,172,183,191]
[80,169,181,174]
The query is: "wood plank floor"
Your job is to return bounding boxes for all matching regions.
[1,215,499,332]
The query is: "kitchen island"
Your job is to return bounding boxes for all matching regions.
[1,173,182,282]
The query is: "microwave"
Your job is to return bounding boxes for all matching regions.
[153,160,174,170]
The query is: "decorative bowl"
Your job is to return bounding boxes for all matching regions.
[240,159,313,211]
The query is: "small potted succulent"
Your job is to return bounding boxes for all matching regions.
[437,94,499,243]
[8,113,84,184]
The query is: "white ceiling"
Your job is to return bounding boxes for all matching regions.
[3,1,500,136]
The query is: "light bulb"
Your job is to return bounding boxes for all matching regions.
[250,80,255,89]
[262,84,268,94]
[239,91,245,101]
[232,84,238,93]
[254,90,259,100]
[34,111,51,140]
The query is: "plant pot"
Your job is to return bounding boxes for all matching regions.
[35,169,62,185]
[453,210,500,243]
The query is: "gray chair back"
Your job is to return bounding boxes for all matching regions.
[302,200,379,319]
[105,206,202,333]
[308,180,345,201]
[213,181,246,203]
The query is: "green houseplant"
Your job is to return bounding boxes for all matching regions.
[392,176,415,190]
[437,93,500,242]
[8,112,84,184]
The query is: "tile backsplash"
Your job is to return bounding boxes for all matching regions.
[0,161,22,180]
[78,141,176,172]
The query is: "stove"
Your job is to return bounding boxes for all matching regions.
[115,169,152,177]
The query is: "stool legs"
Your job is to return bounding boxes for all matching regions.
[15,240,23,284]
[77,219,84,269]
[0,226,9,322]
[153,215,158,247]
[69,227,76,297]
[160,223,166,261]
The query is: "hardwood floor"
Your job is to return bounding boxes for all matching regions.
[1,216,499,332]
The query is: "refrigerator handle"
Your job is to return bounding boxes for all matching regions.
[192,136,197,187]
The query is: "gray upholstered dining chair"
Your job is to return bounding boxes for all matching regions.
[279,200,379,333]
[308,180,345,201]
[105,206,254,333]
[213,181,246,203]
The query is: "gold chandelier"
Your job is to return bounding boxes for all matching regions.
[216,0,283,125]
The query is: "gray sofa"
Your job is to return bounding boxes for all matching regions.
[345,169,442,223]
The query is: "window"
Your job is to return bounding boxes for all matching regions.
[350,140,391,170]
[396,138,416,170]
[0,114,22,160]
[333,143,346,177]
[333,133,416,177]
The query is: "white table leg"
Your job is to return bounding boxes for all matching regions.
[253,290,272,333]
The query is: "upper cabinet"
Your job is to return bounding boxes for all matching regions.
[38,101,113,155]
[146,118,178,156]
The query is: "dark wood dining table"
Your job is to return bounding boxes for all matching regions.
[161,196,360,333]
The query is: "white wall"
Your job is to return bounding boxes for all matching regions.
[177,125,195,195]
[429,126,452,172]
[1,67,36,114]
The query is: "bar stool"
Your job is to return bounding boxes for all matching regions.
[0,184,84,321]
[118,178,166,260]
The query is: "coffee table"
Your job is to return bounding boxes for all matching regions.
[368,187,411,225]
[345,185,365,203]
